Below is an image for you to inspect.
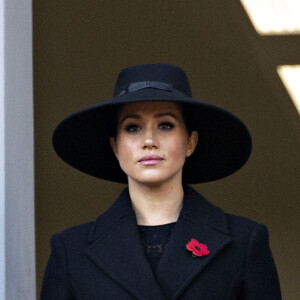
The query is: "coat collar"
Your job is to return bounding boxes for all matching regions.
[85,186,232,300]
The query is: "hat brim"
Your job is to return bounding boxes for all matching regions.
[52,88,252,183]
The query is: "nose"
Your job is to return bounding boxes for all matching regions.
[142,129,159,149]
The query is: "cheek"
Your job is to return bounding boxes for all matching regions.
[168,136,188,160]
[115,138,136,162]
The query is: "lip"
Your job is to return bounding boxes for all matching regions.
[138,155,164,166]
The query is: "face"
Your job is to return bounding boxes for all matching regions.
[110,101,198,187]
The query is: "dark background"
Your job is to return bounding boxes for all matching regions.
[34,1,300,298]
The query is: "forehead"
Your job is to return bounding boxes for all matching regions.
[117,101,182,117]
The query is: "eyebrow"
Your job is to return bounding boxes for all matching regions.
[120,112,179,124]
[154,112,179,119]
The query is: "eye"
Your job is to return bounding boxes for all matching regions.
[159,122,174,130]
[125,124,141,133]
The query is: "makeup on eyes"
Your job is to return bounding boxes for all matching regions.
[125,123,141,133]
[124,121,175,134]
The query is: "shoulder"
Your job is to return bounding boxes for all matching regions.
[183,185,268,238]
[49,187,134,250]
[226,212,269,239]
[55,220,93,238]
[223,213,273,260]
[226,212,260,231]
[50,219,96,252]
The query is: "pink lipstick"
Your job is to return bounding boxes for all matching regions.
[138,155,164,166]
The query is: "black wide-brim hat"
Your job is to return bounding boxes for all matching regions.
[53,64,252,184]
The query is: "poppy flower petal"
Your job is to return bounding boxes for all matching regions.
[186,240,194,250]
[186,239,210,257]
[202,249,210,255]
[193,249,203,256]
[186,244,194,251]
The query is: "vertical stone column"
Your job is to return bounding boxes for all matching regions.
[0,0,36,299]
[0,2,5,298]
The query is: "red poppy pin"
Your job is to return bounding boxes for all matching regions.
[186,239,210,257]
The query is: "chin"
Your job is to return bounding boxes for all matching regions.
[131,176,165,186]
[129,171,182,187]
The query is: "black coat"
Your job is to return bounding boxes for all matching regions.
[41,186,281,299]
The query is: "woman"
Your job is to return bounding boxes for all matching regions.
[41,64,281,299]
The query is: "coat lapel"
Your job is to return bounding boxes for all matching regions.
[84,189,166,300]
[155,186,232,299]
[85,186,232,300]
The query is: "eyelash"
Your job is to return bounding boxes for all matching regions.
[124,122,174,133]
[159,122,174,130]
[125,124,140,133]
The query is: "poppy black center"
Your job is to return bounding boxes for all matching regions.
[195,246,200,250]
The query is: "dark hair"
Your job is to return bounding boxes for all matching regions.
[178,103,195,136]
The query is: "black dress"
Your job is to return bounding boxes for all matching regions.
[138,222,176,273]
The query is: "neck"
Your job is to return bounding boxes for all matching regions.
[128,179,184,226]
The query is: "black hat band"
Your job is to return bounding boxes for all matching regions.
[119,81,174,96]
